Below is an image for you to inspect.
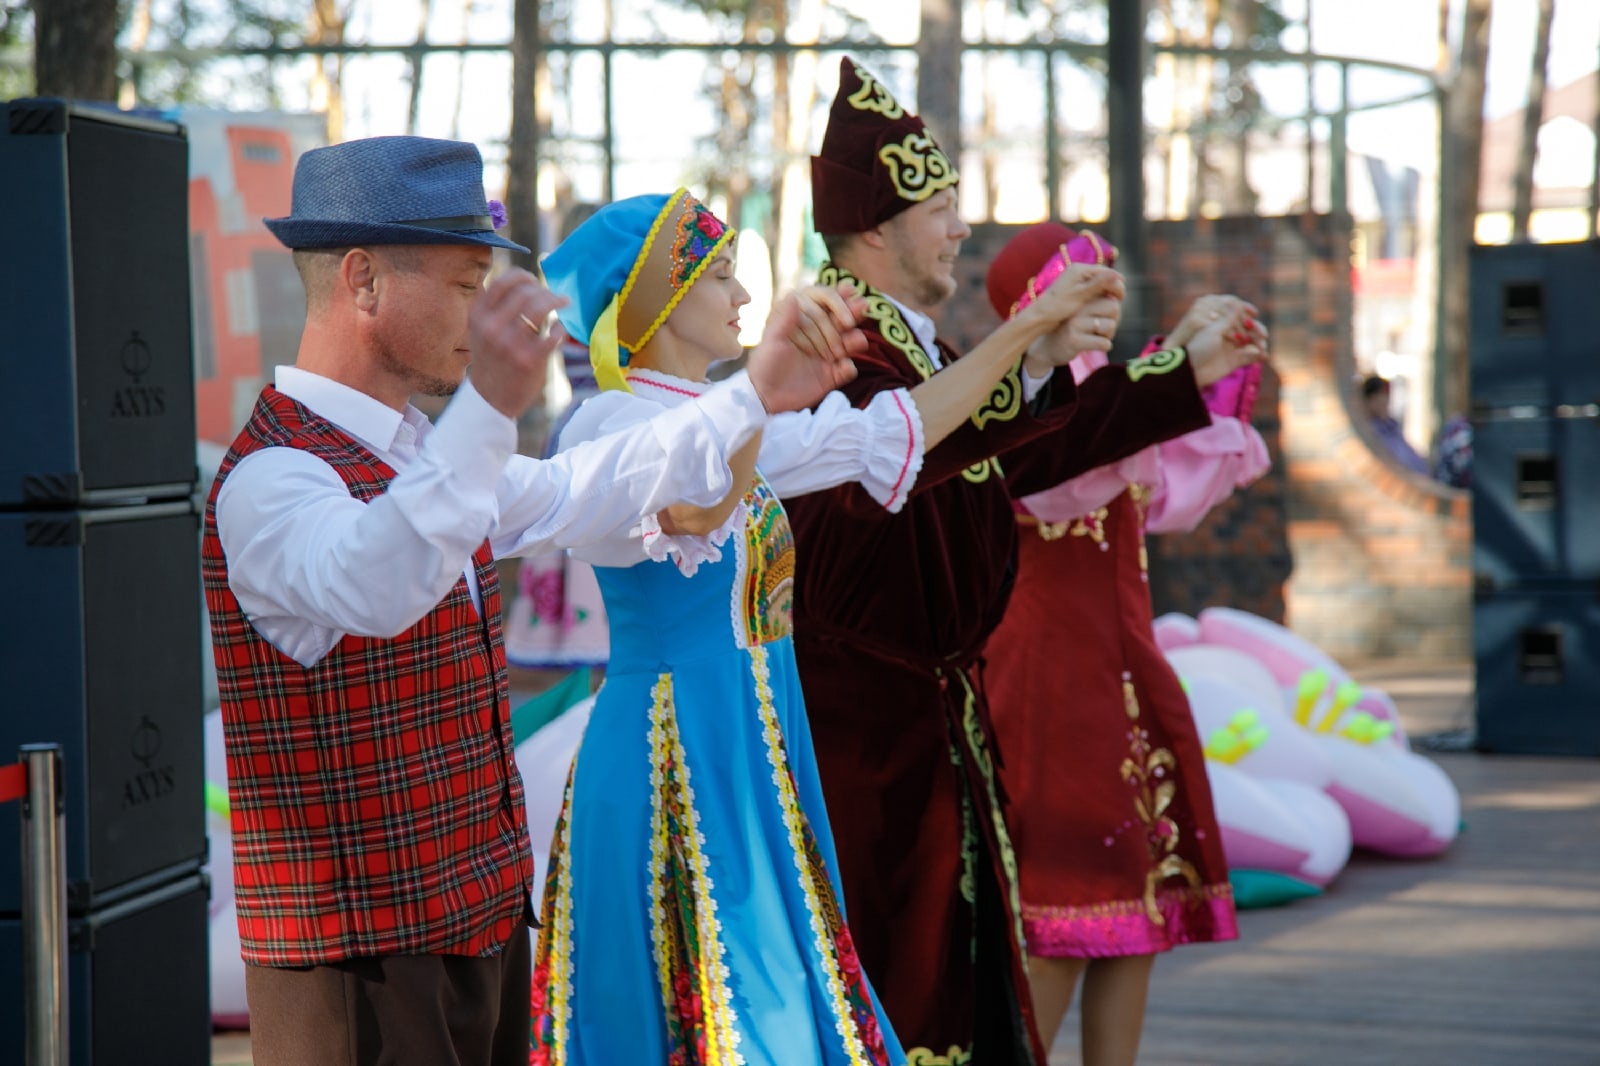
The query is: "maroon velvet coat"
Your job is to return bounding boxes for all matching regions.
[783,266,1210,1063]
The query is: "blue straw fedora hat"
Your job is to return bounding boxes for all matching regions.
[264,135,529,254]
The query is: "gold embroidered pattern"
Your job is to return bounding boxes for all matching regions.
[878,131,959,204]
[819,264,937,381]
[1127,484,1152,575]
[1126,347,1187,381]
[1118,679,1202,925]
[751,648,876,1065]
[970,365,1024,429]
[906,1047,972,1066]
[950,742,977,905]
[529,766,577,1064]
[736,475,796,648]
[846,63,905,118]
[1021,883,1234,925]
[647,674,746,1064]
[1069,506,1110,544]
[1035,519,1072,540]
[954,671,1028,960]
[960,456,1004,484]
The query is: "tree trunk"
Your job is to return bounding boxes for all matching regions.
[408,0,436,136]
[1593,30,1600,234]
[118,0,153,108]
[33,0,119,100]
[1510,0,1554,242]
[1218,1,1261,215]
[775,0,823,292]
[917,0,962,164]
[1434,0,1492,421]
[506,0,541,265]
[309,0,349,144]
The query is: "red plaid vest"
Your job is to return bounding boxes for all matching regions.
[201,387,532,966]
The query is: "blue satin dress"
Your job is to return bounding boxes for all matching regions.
[529,472,904,1066]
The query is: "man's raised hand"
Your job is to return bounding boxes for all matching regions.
[746,282,866,413]
[469,269,568,419]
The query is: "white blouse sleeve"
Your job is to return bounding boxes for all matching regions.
[555,391,740,574]
[757,387,924,512]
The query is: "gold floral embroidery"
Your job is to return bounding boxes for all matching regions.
[1127,484,1152,575]
[1068,506,1110,544]
[1118,679,1202,924]
[1035,519,1072,541]
[878,131,960,204]
[846,63,905,118]
[820,263,937,381]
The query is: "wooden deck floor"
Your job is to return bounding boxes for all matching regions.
[213,662,1600,1065]
[1051,662,1600,1065]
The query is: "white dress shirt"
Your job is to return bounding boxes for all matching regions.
[556,367,925,571]
[215,364,768,667]
[883,293,1052,402]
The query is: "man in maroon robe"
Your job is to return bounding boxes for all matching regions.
[785,58,1264,1063]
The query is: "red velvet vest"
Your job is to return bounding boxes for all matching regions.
[201,387,531,966]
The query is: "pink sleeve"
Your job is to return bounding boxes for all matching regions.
[1143,415,1271,533]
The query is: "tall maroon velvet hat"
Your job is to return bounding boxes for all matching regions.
[811,57,960,235]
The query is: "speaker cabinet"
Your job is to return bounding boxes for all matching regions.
[0,871,210,1066]
[0,502,206,912]
[0,99,196,507]
[1469,239,1600,408]
[1472,413,1600,585]
[1474,582,1600,757]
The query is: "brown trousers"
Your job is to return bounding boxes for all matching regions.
[243,921,531,1066]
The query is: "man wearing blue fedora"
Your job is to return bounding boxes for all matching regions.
[199,135,862,1065]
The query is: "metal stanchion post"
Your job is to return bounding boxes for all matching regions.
[20,744,68,1066]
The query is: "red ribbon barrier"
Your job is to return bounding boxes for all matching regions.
[0,760,26,804]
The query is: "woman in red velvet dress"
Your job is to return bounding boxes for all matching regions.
[984,224,1271,1065]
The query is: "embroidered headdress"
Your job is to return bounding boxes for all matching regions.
[985,221,1117,320]
[811,57,960,235]
[541,189,736,393]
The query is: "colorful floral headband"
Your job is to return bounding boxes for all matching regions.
[589,190,736,393]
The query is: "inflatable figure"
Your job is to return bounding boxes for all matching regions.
[1151,611,1202,652]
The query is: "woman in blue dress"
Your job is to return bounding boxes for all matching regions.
[528,189,1121,1066]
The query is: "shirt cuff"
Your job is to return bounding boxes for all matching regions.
[1021,364,1053,402]
[857,388,924,513]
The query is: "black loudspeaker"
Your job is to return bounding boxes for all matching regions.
[0,99,196,508]
[1471,413,1600,585]
[1470,239,1600,589]
[0,502,206,913]
[0,871,210,1066]
[1468,239,1600,407]
[1474,582,1600,757]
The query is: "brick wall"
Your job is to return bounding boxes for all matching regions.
[942,214,1471,661]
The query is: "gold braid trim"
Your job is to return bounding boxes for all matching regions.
[819,263,937,381]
